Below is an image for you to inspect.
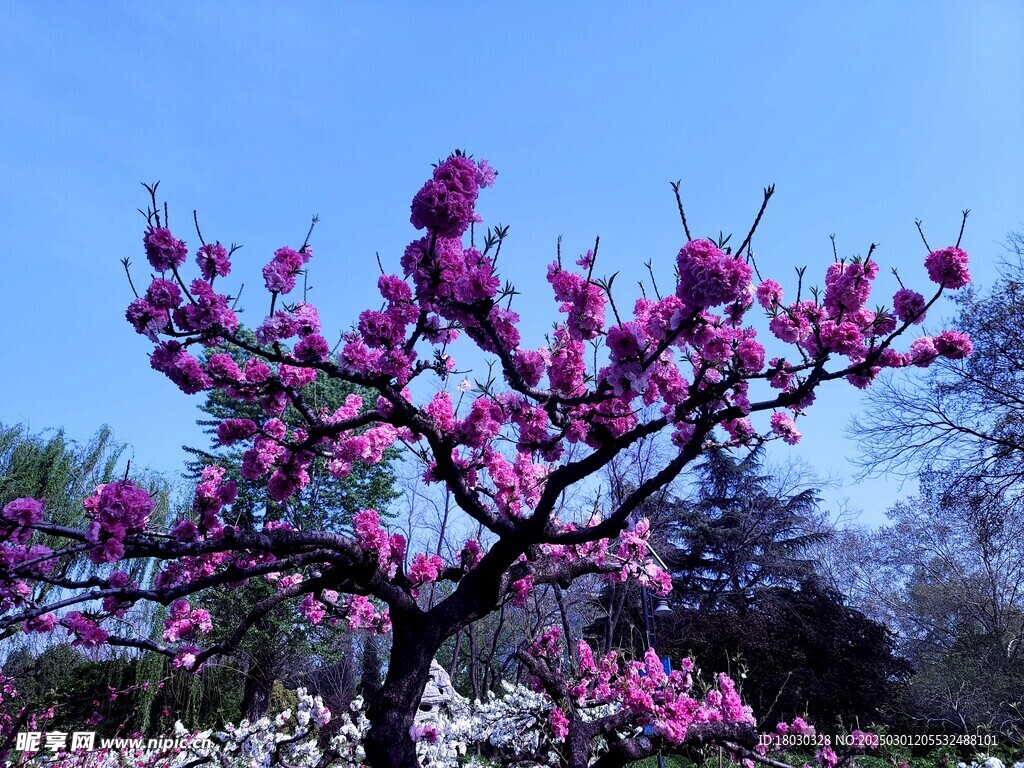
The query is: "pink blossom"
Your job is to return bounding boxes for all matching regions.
[606,322,647,361]
[549,706,569,741]
[172,647,201,670]
[817,745,839,768]
[410,154,481,237]
[62,611,109,649]
[196,242,231,281]
[676,239,752,309]
[206,353,243,382]
[909,336,939,366]
[893,288,927,324]
[924,245,971,288]
[300,593,327,625]
[934,329,973,359]
[24,613,57,634]
[823,260,875,315]
[735,338,765,373]
[510,575,533,607]
[150,341,211,394]
[145,278,183,310]
[409,723,441,744]
[458,397,504,448]
[175,280,237,333]
[766,314,800,345]
[408,552,444,586]
[144,227,187,272]
[294,333,330,362]
[217,418,258,445]
[459,538,484,570]
[425,391,456,432]
[2,498,44,527]
[262,246,311,294]
[475,159,497,188]
[813,320,866,358]
[770,412,801,445]
[756,279,783,309]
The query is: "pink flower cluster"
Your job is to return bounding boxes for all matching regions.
[83,481,155,564]
[769,412,801,445]
[144,227,188,272]
[61,611,109,649]
[358,278,420,351]
[408,552,445,586]
[338,594,390,634]
[925,245,971,288]
[410,153,482,238]
[353,509,406,579]
[482,449,549,519]
[177,280,239,334]
[676,239,752,310]
[163,598,213,642]
[893,287,927,325]
[908,330,974,366]
[823,258,878,315]
[547,257,607,341]
[409,722,441,744]
[263,246,313,295]
[297,588,389,632]
[2,497,44,528]
[150,341,211,394]
[549,706,570,741]
[0,503,61,618]
[197,242,231,282]
[551,638,753,745]
[608,518,672,596]
[756,279,783,310]
[235,414,322,503]
[190,465,237,537]
[509,575,534,607]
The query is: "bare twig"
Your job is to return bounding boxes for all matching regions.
[736,184,775,260]
[670,180,693,241]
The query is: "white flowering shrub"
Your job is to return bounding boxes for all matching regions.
[957,758,1024,768]
[16,681,610,768]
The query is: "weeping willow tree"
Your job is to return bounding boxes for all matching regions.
[0,423,175,731]
[1,423,173,598]
[0,423,125,521]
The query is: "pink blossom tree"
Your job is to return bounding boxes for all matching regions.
[0,152,973,767]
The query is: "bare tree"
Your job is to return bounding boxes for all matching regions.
[827,475,1024,739]
[853,233,1024,499]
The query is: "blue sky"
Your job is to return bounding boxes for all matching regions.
[1,2,1022,524]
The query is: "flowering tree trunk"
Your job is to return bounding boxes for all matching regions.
[240,648,275,722]
[363,616,445,766]
[0,152,974,767]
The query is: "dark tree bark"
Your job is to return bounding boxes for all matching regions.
[360,633,384,697]
[363,616,445,768]
[240,648,276,721]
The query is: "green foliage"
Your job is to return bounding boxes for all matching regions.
[665,447,827,608]
[662,580,912,730]
[269,680,299,717]
[1,643,240,736]
[0,423,124,521]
